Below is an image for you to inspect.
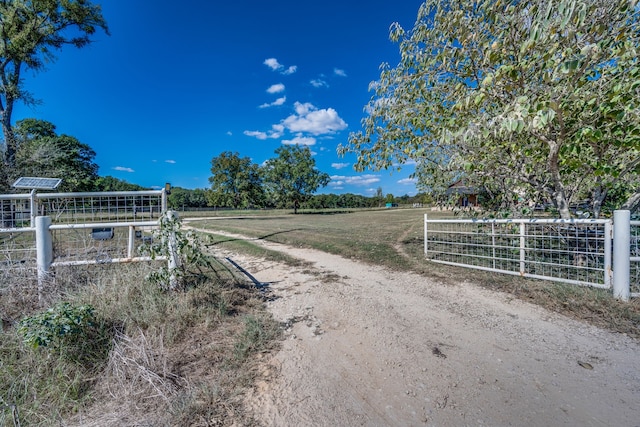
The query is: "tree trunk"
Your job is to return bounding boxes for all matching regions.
[547,141,571,219]
[0,61,20,176]
[591,183,606,219]
[621,191,640,213]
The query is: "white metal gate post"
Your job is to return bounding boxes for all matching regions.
[35,216,53,295]
[613,210,630,301]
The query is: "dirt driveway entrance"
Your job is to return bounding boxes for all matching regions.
[200,228,640,427]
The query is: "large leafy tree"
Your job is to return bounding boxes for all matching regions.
[14,118,98,191]
[340,0,640,218]
[208,151,264,209]
[263,145,330,214]
[168,187,209,210]
[0,0,108,182]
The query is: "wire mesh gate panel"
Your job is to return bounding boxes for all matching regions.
[0,228,36,282]
[50,222,159,266]
[631,221,640,297]
[0,194,32,228]
[424,216,612,288]
[36,190,165,224]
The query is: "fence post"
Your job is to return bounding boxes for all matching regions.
[166,210,181,290]
[613,210,630,301]
[30,189,36,228]
[128,225,135,258]
[35,216,53,296]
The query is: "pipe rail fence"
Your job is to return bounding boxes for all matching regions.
[1,190,172,289]
[425,210,638,300]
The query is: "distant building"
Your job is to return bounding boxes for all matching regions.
[446,180,480,207]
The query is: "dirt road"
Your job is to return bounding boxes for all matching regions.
[198,227,640,427]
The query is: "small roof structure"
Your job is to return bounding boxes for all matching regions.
[446,179,478,195]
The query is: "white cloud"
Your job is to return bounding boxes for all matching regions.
[113,166,134,173]
[244,124,284,140]
[259,96,287,109]
[226,131,232,136]
[282,135,316,146]
[264,58,281,71]
[267,83,285,94]
[244,130,268,140]
[334,68,347,77]
[330,174,381,186]
[294,102,313,115]
[331,162,350,169]
[165,160,176,164]
[264,58,297,75]
[283,102,347,135]
[398,177,417,185]
[310,79,328,88]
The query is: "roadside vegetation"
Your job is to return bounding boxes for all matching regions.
[0,221,280,426]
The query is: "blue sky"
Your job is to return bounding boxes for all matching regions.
[13,0,425,196]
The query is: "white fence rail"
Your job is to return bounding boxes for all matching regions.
[425,210,638,300]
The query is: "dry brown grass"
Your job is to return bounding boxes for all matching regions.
[1,256,280,426]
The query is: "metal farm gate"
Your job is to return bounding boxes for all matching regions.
[0,190,168,285]
[424,210,638,300]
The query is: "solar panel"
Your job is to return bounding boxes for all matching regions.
[12,177,62,190]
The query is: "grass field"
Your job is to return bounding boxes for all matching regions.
[189,207,640,339]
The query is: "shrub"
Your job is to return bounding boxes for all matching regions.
[140,211,213,290]
[18,302,111,367]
